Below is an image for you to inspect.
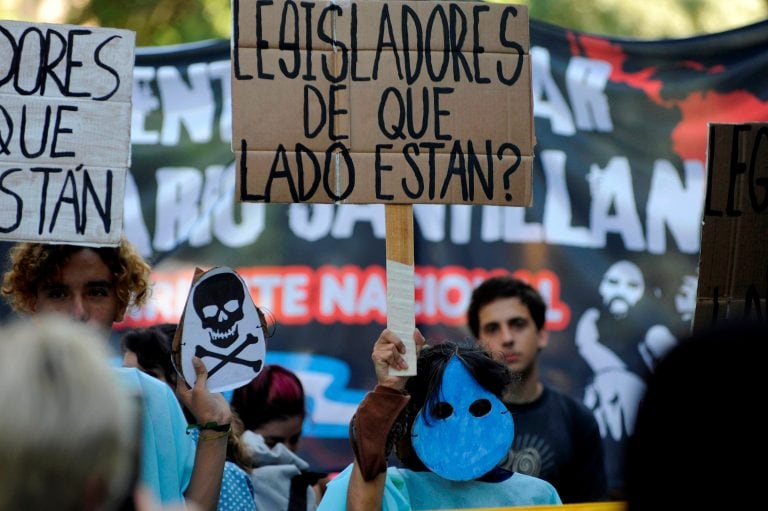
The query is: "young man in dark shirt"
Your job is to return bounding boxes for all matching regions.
[468,275,607,503]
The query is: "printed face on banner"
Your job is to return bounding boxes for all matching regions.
[598,260,645,319]
[411,355,514,481]
[180,267,265,392]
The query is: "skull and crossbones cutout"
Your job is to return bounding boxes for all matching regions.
[180,267,265,392]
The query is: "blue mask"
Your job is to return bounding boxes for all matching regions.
[411,354,514,481]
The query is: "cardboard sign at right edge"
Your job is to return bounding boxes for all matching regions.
[232,0,533,206]
[693,123,768,332]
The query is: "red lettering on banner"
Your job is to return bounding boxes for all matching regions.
[315,265,388,324]
[118,264,571,332]
[239,266,313,325]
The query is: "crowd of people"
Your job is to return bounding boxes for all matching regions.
[0,235,757,510]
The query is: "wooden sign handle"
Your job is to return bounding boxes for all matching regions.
[385,204,417,376]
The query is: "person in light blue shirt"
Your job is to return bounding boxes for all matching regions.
[2,239,231,510]
[122,325,257,511]
[318,329,561,511]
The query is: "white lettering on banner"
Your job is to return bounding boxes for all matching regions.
[531,46,576,136]
[119,266,572,332]
[480,204,541,242]
[189,165,264,248]
[132,66,160,144]
[449,205,473,244]
[566,56,613,132]
[123,171,153,257]
[154,167,203,250]
[157,64,215,145]
[129,155,704,255]
[132,60,231,146]
[331,204,386,239]
[646,159,704,254]
[124,51,705,255]
[588,156,646,250]
[288,204,334,241]
[151,164,264,252]
[542,149,593,246]
[412,204,447,242]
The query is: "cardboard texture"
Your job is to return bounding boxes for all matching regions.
[693,123,768,331]
[0,20,135,245]
[232,0,533,205]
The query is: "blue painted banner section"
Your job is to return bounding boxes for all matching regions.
[266,351,367,439]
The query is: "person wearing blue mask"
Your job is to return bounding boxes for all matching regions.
[318,329,561,510]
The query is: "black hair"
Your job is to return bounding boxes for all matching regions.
[467,275,546,336]
[120,324,178,384]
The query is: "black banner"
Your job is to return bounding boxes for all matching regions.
[2,18,767,494]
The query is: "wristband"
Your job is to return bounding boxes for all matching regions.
[187,421,231,434]
[198,427,232,441]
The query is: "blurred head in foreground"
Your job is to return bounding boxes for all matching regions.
[0,315,137,511]
[626,320,767,510]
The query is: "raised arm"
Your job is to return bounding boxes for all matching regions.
[176,357,232,511]
[347,328,424,511]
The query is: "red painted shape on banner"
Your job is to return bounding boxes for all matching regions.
[570,33,768,162]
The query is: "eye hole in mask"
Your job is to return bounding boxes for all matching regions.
[469,398,491,417]
[431,401,454,419]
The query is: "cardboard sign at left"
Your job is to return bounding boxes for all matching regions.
[0,20,134,245]
[174,266,267,393]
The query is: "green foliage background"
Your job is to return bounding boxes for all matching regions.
[1,0,767,46]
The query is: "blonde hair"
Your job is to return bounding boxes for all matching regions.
[0,315,137,511]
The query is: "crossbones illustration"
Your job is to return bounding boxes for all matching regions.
[195,333,263,378]
[181,266,266,392]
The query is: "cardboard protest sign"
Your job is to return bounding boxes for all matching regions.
[232,0,533,206]
[693,123,768,331]
[0,20,134,245]
[174,266,266,392]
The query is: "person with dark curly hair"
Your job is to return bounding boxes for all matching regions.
[2,238,231,511]
[318,329,561,510]
[2,238,151,330]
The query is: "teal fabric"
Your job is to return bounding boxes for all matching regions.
[115,367,195,504]
[318,465,562,510]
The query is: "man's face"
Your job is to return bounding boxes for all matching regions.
[476,297,547,374]
[599,261,645,319]
[33,248,123,332]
